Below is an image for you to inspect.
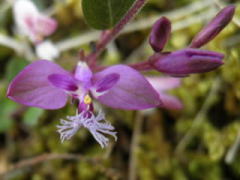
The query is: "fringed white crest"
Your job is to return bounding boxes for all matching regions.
[57,110,117,148]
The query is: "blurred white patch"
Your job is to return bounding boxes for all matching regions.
[36,41,59,60]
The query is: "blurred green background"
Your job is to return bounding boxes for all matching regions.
[0,0,240,179]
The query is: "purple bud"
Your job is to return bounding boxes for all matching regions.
[149,48,224,76]
[149,17,171,52]
[190,5,235,48]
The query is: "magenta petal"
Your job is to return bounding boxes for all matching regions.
[48,74,78,91]
[146,76,182,109]
[74,62,93,87]
[95,73,120,93]
[146,77,181,91]
[93,65,162,110]
[160,93,183,110]
[7,60,69,109]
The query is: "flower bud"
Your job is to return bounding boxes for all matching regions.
[190,5,235,48]
[150,48,224,76]
[149,17,171,52]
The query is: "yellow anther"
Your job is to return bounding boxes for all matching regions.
[84,94,92,104]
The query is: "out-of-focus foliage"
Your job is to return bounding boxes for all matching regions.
[82,0,135,29]
[0,0,240,179]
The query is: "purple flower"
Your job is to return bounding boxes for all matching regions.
[190,5,235,48]
[14,0,58,43]
[149,17,171,52]
[7,60,162,147]
[149,48,224,77]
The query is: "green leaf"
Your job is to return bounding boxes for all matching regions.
[5,57,29,82]
[0,99,19,132]
[23,108,44,126]
[82,0,135,30]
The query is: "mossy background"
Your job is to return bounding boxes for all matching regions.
[0,0,240,179]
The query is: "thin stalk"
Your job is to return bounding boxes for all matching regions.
[225,130,240,164]
[128,112,144,180]
[128,61,154,71]
[92,60,154,72]
[175,77,221,154]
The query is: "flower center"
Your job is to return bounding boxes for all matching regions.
[84,94,92,105]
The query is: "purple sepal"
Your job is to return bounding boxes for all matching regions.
[190,5,235,48]
[95,73,120,93]
[149,17,171,52]
[93,65,162,110]
[48,74,78,91]
[150,48,224,76]
[7,60,69,109]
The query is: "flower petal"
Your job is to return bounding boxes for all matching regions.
[14,0,39,34]
[146,77,181,91]
[93,65,162,110]
[74,62,93,89]
[160,93,183,110]
[146,76,182,109]
[35,15,57,36]
[48,74,78,91]
[7,60,69,109]
[95,73,120,93]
